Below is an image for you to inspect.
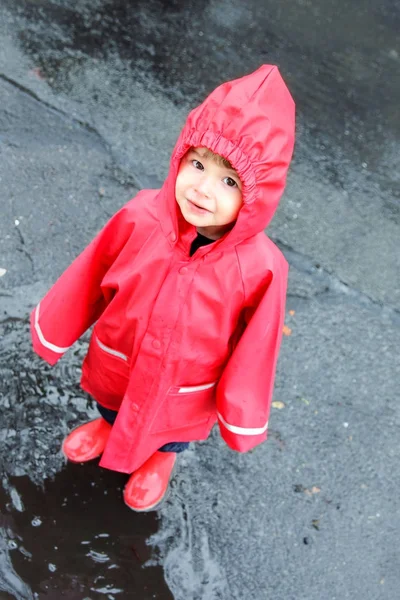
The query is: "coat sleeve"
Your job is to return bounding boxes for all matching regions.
[216,258,288,452]
[30,201,136,365]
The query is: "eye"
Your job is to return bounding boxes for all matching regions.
[223,177,238,188]
[192,159,204,170]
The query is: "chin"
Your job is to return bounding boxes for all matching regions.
[185,215,202,227]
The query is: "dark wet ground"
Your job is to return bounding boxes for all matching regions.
[0,0,399,598]
[1,465,171,599]
[0,317,173,599]
[5,0,400,196]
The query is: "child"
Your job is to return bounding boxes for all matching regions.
[31,65,295,511]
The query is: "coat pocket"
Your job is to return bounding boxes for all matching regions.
[149,382,217,434]
[82,334,130,402]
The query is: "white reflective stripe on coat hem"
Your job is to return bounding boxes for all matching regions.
[34,303,71,354]
[217,412,268,436]
[178,382,217,394]
[95,336,128,361]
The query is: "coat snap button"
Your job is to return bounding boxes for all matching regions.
[170,233,177,242]
[179,266,188,274]
[152,339,161,349]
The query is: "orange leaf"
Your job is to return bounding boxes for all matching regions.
[289,310,295,316]
[282,325,292,336]
[304,486,321,496]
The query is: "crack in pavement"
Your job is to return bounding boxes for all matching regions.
[0,72,144,192]
[275,238,400,323]
[0,317,25,325]
[13,227,35,275]
[0,72,104,143]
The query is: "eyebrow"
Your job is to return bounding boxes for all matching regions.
[190,149,240,176]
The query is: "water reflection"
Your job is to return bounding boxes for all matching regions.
[1,462,173,599]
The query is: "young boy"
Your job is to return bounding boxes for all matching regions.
[30,65,295,511]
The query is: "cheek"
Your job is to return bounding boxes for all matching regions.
[232,192,244,216]
[175,171,185,196]
[229,206,241,221]
[175,167,190,191]
[224,194,243,220]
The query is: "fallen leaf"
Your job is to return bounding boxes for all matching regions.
[282,325,292,336]
[299,397,310,405]
[311,519,320,530]
[272,401,285,409]
[289,310,295,316]
[304,486,321,496]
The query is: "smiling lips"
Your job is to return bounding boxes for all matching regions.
[186,199,212,214]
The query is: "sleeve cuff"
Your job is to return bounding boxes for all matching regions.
[30,308,65,366]
[218,414,267,452]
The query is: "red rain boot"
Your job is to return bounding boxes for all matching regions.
[123,451,177,512]
[62,418,112,463]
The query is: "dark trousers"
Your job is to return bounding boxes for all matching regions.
[96,402,189,453]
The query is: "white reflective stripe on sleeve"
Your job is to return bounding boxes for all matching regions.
[178,382,217,394]
[34,303,71,354]
[217,411,268,436]
[95,336,128,361]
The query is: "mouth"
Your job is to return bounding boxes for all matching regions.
[186,199,212,213]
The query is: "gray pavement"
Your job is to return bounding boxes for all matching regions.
[0,1,399,599]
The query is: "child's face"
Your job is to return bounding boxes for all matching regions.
[175,147,243,239]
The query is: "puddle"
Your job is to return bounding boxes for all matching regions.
[1,463,173,599]
[0,316,173,599]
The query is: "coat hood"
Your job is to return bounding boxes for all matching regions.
[158,65,295,250]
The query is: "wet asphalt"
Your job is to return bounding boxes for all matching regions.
[0,1,399,599]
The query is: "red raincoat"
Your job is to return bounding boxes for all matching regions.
[31,65,295,473]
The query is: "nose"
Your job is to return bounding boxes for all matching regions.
[196,174,213,198]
